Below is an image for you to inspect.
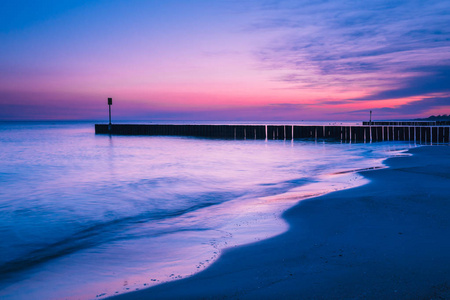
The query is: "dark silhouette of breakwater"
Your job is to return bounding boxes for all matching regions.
[95,124,450,144]
[363,121,450,126]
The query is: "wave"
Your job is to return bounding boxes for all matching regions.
[0,200,223,281]
[0,176,313,282]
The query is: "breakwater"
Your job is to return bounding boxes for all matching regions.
[95,124,450,144]
[362,121,450,126]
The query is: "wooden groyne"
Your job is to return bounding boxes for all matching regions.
[363,121,450,126]
[95,124,450,144]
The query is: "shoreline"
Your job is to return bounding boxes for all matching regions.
[0,129,413,300]
[112,145,450,299]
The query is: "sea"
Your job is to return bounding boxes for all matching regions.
[0,121,416,299]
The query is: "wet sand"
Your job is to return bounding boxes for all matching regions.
[112,146,450,299]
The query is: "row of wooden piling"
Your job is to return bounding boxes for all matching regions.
[95,124,450,144]
[363,121,450,126]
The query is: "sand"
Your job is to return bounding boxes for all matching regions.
[112,146,450,299]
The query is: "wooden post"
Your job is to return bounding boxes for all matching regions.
[107,97,112,131]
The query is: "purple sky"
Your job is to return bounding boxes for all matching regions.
[1,0,449,121]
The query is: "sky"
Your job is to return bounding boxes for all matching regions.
[1,0,449,121]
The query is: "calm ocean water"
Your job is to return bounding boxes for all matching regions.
[0,122,414,299]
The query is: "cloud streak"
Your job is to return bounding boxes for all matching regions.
[246,0,450,100]
[347,95,450,119]
[354,65,450,100]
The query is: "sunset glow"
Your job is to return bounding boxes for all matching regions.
[1,0,449,121]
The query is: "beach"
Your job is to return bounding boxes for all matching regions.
[3,0,450,298]
[113,145,450,299]
[3,123,414,300]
